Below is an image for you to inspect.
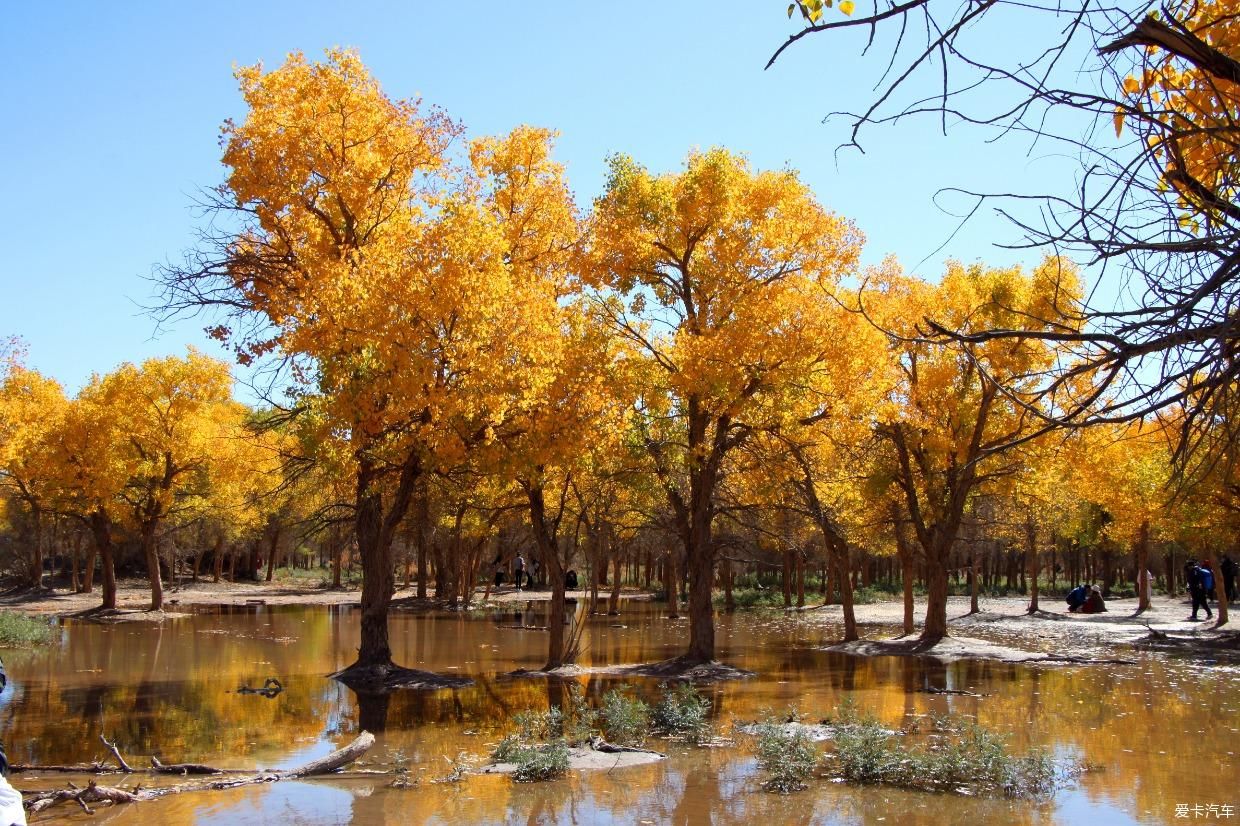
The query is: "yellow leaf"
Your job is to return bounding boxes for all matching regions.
[1122,76,1140,95]
[840,0,855,14]
[1113,111,1124,138]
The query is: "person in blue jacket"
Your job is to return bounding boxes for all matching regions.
[1066,583,1089,613]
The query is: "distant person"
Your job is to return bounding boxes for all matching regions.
[530,558,541,589]
[1187,561,1212,621]
[1066,583,1089,613]
[513,554,526,591]
[1221,555,1238,603]
[1138,569,1153,607]
[565,569,578,590]
[1080,585,1107,614]
[493,566,506,588]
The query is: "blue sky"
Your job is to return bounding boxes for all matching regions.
[0,1,1082,396]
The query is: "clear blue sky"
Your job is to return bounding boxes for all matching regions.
[0,1,1078,396]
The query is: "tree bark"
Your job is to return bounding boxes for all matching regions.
[1135,520,1151,613]
[525,481,567,669]
[1026,518,1040,614]
[88,510,118,611]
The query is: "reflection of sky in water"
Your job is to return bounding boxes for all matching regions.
[6,602,1237,824]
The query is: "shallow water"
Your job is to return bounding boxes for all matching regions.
[3,601,1236,824]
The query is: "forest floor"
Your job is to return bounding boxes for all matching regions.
[1,578,1234,664]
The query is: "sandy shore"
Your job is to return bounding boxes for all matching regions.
[1,579,1232,662]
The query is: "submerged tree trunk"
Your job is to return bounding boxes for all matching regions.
[525,481,567,670]
[345,454,422,675]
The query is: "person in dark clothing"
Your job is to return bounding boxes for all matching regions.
[1066,583,1089,613]
[1222,555,1238,603]
[565,569,578,590]
[1188,562,1213,620]
[513,554,526,591]
[1080,585,1107,614]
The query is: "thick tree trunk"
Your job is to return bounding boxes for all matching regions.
[89,511,118,611]
[345,455,422,674]
[1208,554,1230,627]
[81,542,97,594]
[526,482,567,669]
[140,523,164,611]
[921,540,950,641]
[834,541,858,641]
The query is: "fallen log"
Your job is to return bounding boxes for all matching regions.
[22,731,376,814]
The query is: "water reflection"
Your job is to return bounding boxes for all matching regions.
[2,602,1235,824]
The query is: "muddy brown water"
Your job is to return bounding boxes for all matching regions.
[3,601,1237,824]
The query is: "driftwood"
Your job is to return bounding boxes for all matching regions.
[235,677,284,697]
[917,687,983,697]
[23,731,375,814]
[587,736,665,756]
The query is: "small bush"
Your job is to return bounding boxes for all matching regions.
[512,741,570,782]
[829,707,1065,799]
[652,682,711,743]
[0,612,55,647]
[511,707,563,743]
[600,687,651,746]
[753,722,819,793]
[564,685,598,746]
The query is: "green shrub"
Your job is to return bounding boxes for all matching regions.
[753,723,819,793]
[828,707,1064,798]
[652,682,711,743]
[564,685,598,746]
[600,687,651,746]
[0,612,55,647]
[512,741,570,782]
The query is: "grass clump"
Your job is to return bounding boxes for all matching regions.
[652,682,711,743]
[828,707,1062,798]
[512,741,570,782]
[599,686,651,746]
[752,721,819,793]
[0,612,55,647]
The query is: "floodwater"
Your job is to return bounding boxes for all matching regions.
[3,601,1237,825]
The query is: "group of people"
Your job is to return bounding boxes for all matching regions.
[1064,556,1238,621]
[1183,558,1238,621]
[1066,583,1107,614]
[492,554,580,592]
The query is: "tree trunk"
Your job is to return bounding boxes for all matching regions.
[608,549,622,615]
[1026,518,1040,614]
[665,553,680,619]
[1135,520,1151,613]
[526,482,567,669]
[88,511,118,611]
[265,524,281,582]
[921,538,950,641]
[346,455,422,673]
[1208,554,1230,627]
[81,541,97,594]
[140,523,164,611]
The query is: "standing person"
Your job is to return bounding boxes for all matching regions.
[513,554,526,591]
[1187,561,1212,621]
[530,558,541,590]
[1222,555,1238,603]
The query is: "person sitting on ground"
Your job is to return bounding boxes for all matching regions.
[1066,583,1089,613]
[1079,585,1107,614]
